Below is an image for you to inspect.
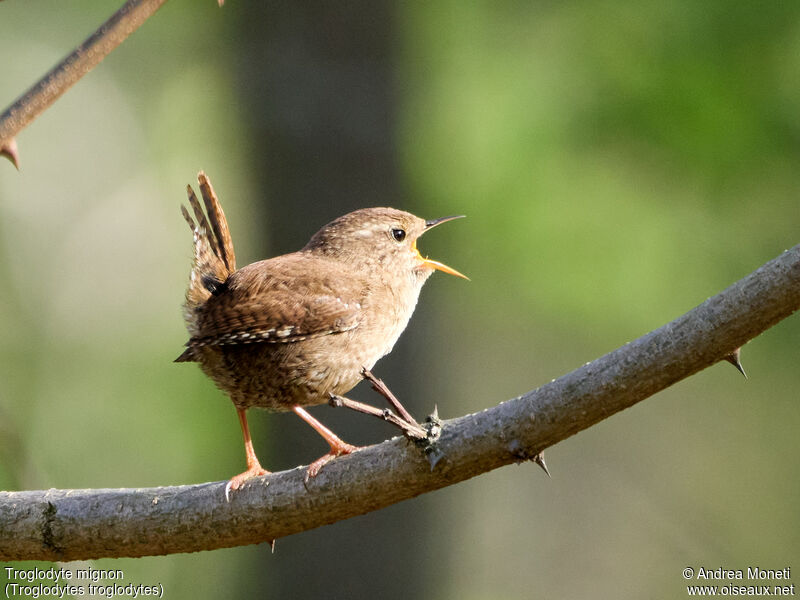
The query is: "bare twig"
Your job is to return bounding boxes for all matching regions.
[1,244,798,561]
[0,0,169,155]
[361,367,422,428]
[328,394,427,440]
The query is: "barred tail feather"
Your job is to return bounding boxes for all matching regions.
[181,172,236,336]
[199,172,235,273]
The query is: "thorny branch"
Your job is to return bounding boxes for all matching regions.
[1,243,798,562]
[0,0,171,166]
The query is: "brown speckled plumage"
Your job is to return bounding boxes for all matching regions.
[177,172,465,496]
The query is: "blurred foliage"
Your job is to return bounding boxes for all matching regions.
[1,1,798,599]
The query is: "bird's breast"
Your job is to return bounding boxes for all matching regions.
[361,275,426,363]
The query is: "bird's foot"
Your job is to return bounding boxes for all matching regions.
[224,465,269,502]
[292,405,362,483]
[305,441,361,483]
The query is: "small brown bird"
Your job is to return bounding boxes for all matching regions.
[176,173,466,497]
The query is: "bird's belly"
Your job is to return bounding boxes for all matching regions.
[197,333,369,411]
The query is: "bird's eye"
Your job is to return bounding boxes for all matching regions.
[391,228,406,242]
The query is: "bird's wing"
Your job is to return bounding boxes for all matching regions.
[185,254,364,349]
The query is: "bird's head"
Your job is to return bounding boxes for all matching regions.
[304,207,468,282]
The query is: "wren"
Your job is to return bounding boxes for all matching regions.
[176,172,466,498]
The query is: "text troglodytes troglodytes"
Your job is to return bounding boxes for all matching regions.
[176,172,466,498]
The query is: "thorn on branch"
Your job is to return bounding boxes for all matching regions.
[508,440,551,477]
[1,138,19,170]
[533,452,551,478]
[421,409,444,470]
[723,347,747,379]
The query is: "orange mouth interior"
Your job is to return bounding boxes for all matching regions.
[413,240,469,280]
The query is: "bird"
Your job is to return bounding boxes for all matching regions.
[176,172,467,498]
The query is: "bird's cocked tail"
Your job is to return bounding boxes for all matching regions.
[180,172,236,339]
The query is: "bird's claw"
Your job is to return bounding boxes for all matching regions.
[304,442,361,484]
[224,466,269,502]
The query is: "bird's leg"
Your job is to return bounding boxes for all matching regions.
[292,406,361,481]
[328,394,427,440]
[360,368,422,430]
[224,407,270,501]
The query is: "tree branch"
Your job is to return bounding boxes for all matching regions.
[0,0,168,159]
[1,244,798,561]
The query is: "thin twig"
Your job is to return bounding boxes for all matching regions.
[361,368,421,427]
[0,0,169,152]
[328,394,427,440]
[0,243,798,561]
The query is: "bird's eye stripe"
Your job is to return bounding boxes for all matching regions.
[391,228,406,242]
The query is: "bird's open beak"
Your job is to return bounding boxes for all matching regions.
[414,215,469,280]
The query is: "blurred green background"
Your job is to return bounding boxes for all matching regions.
[1,1,799,598]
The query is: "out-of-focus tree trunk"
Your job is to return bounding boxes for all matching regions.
[235,3,430,598]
